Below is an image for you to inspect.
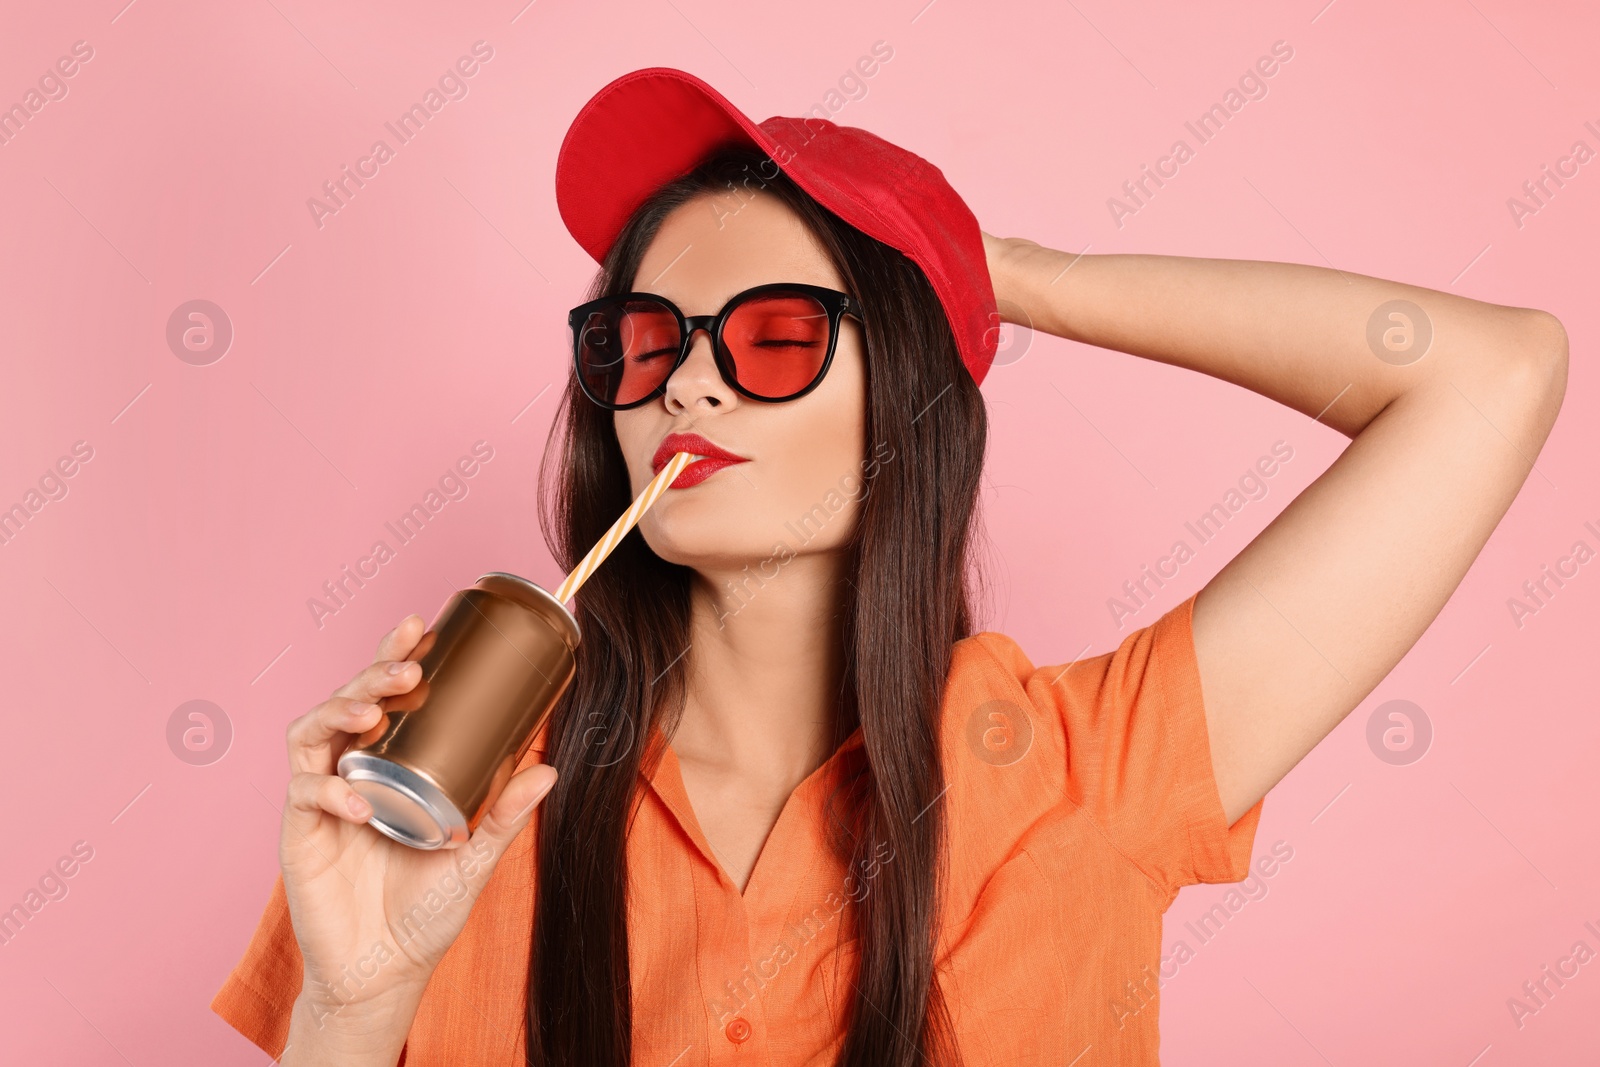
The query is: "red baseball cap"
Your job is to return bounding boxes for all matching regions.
[554,66,998,387]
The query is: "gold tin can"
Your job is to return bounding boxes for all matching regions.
[338,571,579,849]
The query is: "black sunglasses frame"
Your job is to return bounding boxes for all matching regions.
[568,282,867,411]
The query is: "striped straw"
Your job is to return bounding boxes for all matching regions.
[554,450,697,604]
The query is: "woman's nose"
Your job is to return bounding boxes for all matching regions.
[663,327,733,410]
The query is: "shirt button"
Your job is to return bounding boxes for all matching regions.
[724,1017,752,1043]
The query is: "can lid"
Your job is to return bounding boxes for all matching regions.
[339,751,470,850]
[474,572,582,648]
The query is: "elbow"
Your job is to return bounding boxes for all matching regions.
[1529,308,1568,415]
[1498,309,1569,429]
[1522,308,1569,369]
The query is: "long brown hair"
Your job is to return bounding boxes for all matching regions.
[530,143,990,1066]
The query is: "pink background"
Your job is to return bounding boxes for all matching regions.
[1,0,1596,1062]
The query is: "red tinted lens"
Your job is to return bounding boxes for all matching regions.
[722,292,831,398]
[577,300,680,406]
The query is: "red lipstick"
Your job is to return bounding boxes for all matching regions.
[652,431,750,489]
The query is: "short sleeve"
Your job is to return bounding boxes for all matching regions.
[210,875,301,1059]
[1023,592,1264,899]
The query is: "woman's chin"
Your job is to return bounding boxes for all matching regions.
[643,527,741,563]
[642,525,788,573]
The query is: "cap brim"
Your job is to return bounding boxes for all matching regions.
[556,67,777,265]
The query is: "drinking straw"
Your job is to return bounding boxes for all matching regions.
[554,450,698,604]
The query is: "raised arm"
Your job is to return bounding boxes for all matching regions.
[986,238,1569,825]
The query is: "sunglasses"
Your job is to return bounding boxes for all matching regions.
[568,282,866,411]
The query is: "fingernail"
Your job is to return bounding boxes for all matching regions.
[387,661,408,675]
[348,794,371,818]
[520,776,557,817]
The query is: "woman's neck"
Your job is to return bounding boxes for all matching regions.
[670,552,850,783]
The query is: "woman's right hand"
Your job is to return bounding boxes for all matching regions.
[277,614,557,1063]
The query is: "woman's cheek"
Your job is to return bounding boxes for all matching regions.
[779,462,866,550]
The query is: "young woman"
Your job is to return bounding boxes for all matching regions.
[213,78,1568,1067]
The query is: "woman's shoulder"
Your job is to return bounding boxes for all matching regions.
[948,590,1201,699]
[943,590,1263,898]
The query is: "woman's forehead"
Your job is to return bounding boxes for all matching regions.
[632,193,842,304]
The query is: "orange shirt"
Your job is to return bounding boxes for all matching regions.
[213,592,1264,1065]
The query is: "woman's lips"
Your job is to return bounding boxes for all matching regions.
[668,455,746,488]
